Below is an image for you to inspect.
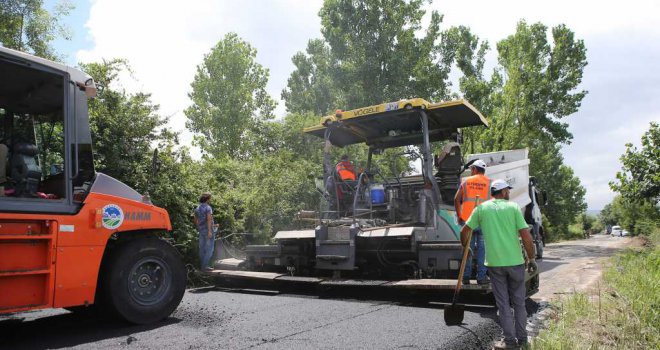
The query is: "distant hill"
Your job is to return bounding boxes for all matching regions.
[586,209,601,217]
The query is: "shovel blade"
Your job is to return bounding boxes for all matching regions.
[444,304,465,325]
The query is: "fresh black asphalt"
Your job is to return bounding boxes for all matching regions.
[0,287,510,350]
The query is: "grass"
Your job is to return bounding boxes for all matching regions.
[531,229,660,349]
[545,223,587,243]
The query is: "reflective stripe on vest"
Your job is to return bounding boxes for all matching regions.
[459,175,492,221]
[336,161,356,181]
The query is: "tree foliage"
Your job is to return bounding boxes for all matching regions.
[81,59,169,189]
[610,122,660,204]
[598,202,617,227]
[281,39,340,116]
[282,0,457,115]
[492,22,586,147]
[579,213,594,232]
[0,0,73,60]
[185,32,276,159]
[598,195,659,236]
[530,145,587,234]
[460,21,587,152]
[605,122,660,236]
[282,10,592,238]
[453,21,589,236]
[82,59,206,267]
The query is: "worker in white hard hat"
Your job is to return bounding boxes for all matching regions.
[460,179,537,349]
[454,159,491,285]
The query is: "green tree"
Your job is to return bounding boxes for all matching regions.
[531,146,587,235]
[81,59,168,189]
[598,202,618,227]
[603,195,660,236]
[283,0,458,114]
[455,21,588,236]
[148,144,206,267]
[185,33,276,159]
[281,39,341,116]
[446,26,497,155]
[0,0,73,60]
[82,59,208,268]
[460,21,587,151]
[610,122,660,204]
[579,213,594,232]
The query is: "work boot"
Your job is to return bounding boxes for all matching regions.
[493,339,519,349]
[462,278,471,285]
[477,276,491,285]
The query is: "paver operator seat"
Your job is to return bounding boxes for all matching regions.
[434,142,463,205]
[326,169,360,216]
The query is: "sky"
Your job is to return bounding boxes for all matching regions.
[46,0,660,211]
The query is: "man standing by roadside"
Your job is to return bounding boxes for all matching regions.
[195,192,216,271]
[460,179,538,349]
[454,159,491,285]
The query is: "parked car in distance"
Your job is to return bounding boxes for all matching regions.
[621,230,630,237]
[611,225,622,236]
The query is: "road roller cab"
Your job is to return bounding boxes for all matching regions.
[0,46,185,324]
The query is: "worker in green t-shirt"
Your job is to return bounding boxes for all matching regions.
[460,179,538,349]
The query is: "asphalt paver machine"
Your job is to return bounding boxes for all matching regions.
[212,98,540,298]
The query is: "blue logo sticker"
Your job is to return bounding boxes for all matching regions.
[385,102,399,111]
[102,204,124,230]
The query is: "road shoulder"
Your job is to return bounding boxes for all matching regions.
[532,234,633,303]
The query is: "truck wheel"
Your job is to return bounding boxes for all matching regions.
[102,237,186,324]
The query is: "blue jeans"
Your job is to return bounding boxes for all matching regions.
[464,229,487,280]
[198,232,215,269]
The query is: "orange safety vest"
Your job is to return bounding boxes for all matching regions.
[459,174,492,221]
[335,161,356,181]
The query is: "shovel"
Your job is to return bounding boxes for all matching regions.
[444,196,480,325]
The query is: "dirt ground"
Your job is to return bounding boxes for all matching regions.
[533,233,634,303]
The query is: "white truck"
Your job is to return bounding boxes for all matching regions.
[465,149,546,258]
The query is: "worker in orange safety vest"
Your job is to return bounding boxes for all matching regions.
[335,154,357,181]
[454,159,491,285]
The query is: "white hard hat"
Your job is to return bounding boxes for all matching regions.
[470,159,487,169]
[491,179,513,192]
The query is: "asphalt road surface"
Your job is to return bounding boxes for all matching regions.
[0,234,631,350]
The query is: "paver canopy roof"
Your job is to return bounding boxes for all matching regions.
[303,99,488,148]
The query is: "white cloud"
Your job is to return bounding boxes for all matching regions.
[431,0,660,210]
[430,0,660,43]
[78,0,659,210]
[78,0,323,145]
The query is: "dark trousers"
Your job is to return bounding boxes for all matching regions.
[488,265,528,344]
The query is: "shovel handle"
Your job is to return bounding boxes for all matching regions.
[451,195,481,303]
[452,230,472,302]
